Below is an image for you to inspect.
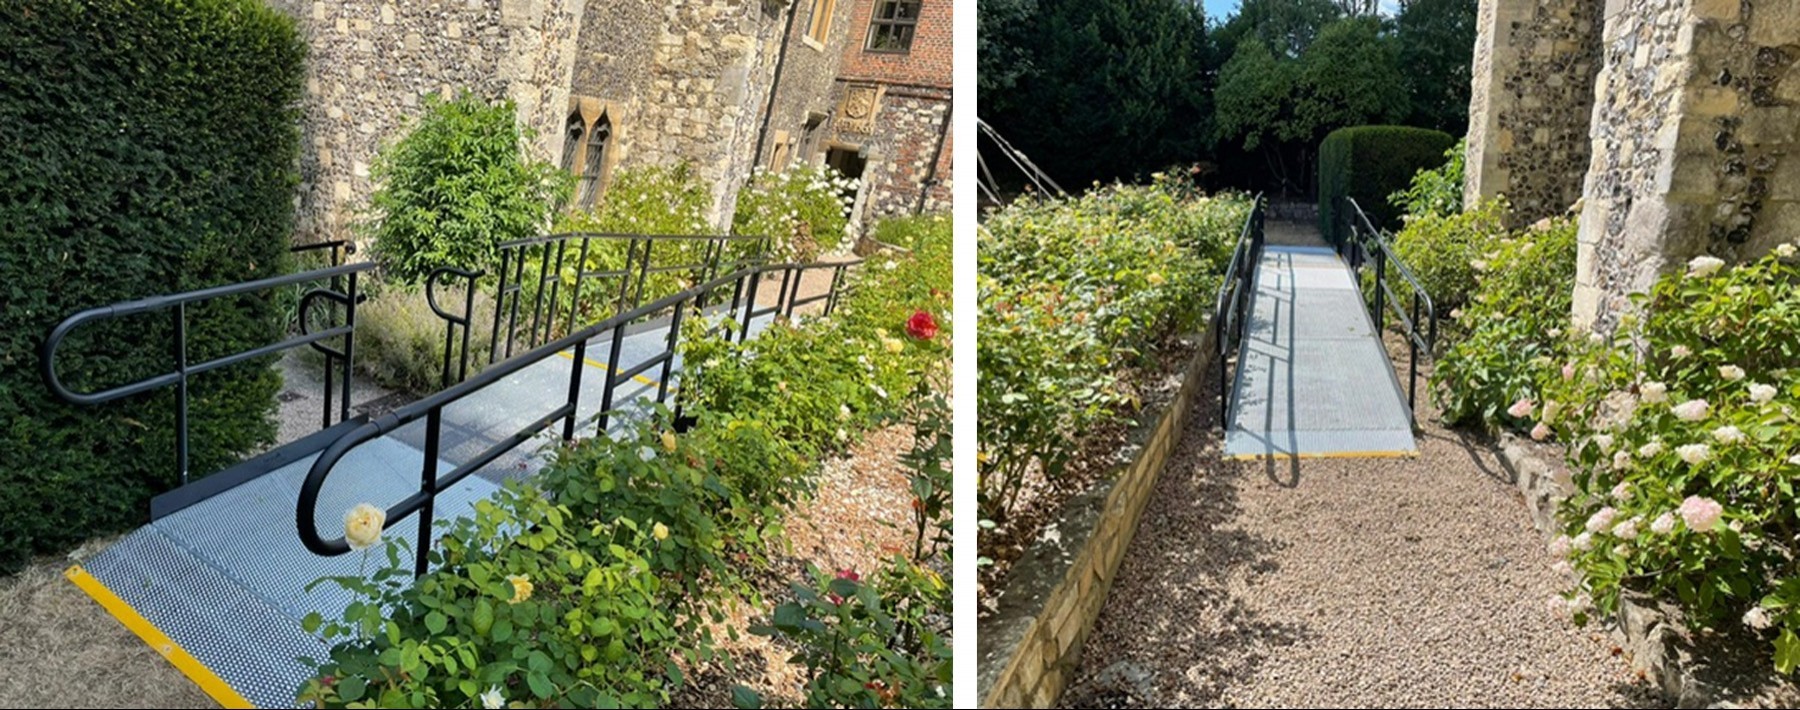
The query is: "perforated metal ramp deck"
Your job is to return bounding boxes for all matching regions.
[66,314,784,708]
[1222,245,1417,460]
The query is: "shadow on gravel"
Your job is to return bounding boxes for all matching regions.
[1422,427,1516,487]
[1064,380,1312,708]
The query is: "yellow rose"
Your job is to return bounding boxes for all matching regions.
[506,574,533,604]
[344,503,385,551]
[883,336,904,354]
[1147,272,1166,286]
[660,430,677,452]
[653,522,669,541]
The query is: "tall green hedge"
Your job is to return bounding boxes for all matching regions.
[1318,125,1456,244]
[0,0,306,572]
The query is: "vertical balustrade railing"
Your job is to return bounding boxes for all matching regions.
[300,258,859,576]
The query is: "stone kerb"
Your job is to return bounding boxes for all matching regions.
[977,325,1220,708]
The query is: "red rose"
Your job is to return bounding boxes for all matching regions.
[905,310,938,340]
[837,568,860,582]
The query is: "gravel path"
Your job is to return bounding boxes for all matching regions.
[1064,382,1667,708]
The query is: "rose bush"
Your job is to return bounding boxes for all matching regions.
[731,164,856,261]
[978,174,1250,525]
[301,214,953,706]
[1505,242,1800,673]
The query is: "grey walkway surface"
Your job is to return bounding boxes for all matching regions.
[75,308,784,707]
[1222,239,1417,460]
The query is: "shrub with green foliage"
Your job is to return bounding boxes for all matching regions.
[301,215,954,707]
[1431,214,1579,430]
[529,164,729,335]
[1521,244,1800,674]
[0,0,305,572]
[1317,125,1456,244]
[1391,139,1467,220]
[732,165,856,261]
[978,177,1250,524]
[1387,197,1509,322]
[366,93,570,285]
[681,216,953,460]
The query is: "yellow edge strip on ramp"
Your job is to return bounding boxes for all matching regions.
[554,350,660,387]
[1224,450,1419,462]
[64,565,255,709]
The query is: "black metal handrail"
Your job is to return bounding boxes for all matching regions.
[41,261,373,486]
[1213,195,1267,427]
[1338,197,1437,422]
[427,232,774,386]
[297,258,860,575]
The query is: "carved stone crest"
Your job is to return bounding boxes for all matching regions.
[838,85,882,134]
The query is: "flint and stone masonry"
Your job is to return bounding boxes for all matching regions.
[1468,0,1800,333]
[268,0,954,245]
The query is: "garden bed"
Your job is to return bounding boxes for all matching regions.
[978,329,1215,707]
[976,336,1199,617]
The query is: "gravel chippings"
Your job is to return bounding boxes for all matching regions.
[1063,388,1669,708]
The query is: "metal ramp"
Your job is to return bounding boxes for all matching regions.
[64,322,696,708]
[1222,245,1417,460]
[42,242,856,708]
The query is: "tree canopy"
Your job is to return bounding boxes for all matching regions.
[978,0,1477,193]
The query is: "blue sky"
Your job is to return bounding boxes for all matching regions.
[1201,0,1402,23]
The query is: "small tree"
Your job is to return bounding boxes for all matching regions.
[365,93,570,285]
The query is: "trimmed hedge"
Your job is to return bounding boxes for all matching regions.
[1318,125,1456,244]
[0,0,306,572]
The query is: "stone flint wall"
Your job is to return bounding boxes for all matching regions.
[1574,0,1800,332]
[977,326,1219,708]
[273,0,580,245]
[1465,0,1604,227]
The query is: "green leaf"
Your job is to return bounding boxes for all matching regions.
[731,685,764,709]
[425,611,448,635]
[1778,629,1800,674]
[527,670,553,699]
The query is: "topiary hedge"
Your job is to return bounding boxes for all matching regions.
[1318,125,1456,244]
[0,0,306,572]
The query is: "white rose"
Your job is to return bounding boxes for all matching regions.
[1720,364,1746,381]
[1688,255,1726,277]
[1677,443,1713,465]
[1641,381,1669,403]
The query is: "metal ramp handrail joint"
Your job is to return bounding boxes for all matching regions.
[1212,194,1267,428]
[41,259,375,487]
[1337,196,1438,423]
[298,258,862,576]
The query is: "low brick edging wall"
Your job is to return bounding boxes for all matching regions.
[977,327,1218,707]
[1495,433,1744,708]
